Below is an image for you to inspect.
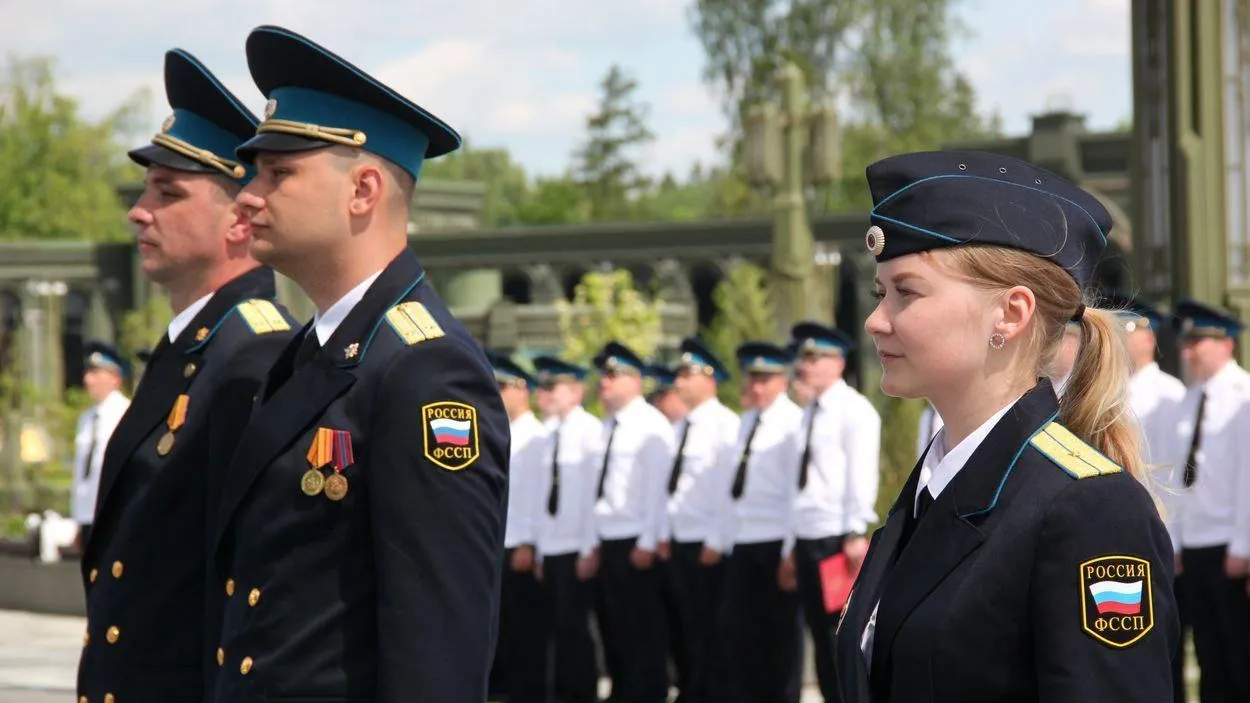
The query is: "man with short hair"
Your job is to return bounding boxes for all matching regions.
[664,337,740,702]
[79,49,297,703]
[533,355,603,703]
[216,26,508,702]
[71,343,131,548]
[1164,300,1250,703]
[786,321,881,703]
[592,341,676,702]
[487,350,550,703]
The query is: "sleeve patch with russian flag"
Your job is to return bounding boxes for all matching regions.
[422,401,479,471]
[1079,555,1154,648]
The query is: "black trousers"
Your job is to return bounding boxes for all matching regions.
[722,540,803,703]
[795,535,845,703]
[660,554,687,695]
[544,552,599,703]
[1172,573,1189,703]
[1183,545,1250,703]
[490,546,550,703]
[598,537,668,702]
[666,540,727,702]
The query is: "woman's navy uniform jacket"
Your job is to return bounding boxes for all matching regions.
[834,379,1179,702]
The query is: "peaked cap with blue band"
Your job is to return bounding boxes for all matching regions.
[486,350,537,388]
[865,150,1112,288]
[736,341,793,374]
[643,364,677,391]
[128,49,258,183]
[1173,299,1243,339]
[85,341,130,378]
[1100,290,1164,332]
[677,336,729,382]
[593,341,645,376]
[533,356,588,384]
[236,25,461,180]
[791,321,855,357]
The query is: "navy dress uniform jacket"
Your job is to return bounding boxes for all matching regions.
[833,380,1180,702]
[79,265,297,703]
[209,249,509,703]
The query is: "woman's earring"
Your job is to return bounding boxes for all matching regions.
[989,332,1006,350]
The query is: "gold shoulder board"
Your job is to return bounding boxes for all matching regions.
[1030,421,1123,480]
[385,302,446,346]
[236,300,291,335]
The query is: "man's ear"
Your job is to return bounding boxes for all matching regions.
[348,164,385,216]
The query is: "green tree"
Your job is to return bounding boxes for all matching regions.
[557,269,665,365]
[573,65,655,221]
[702,261,777,410]
[515,176,589,225]
[0,56,147,241]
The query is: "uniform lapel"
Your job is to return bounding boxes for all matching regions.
[869,380,1059,681]
[92,266,279,527]
[212,249,427,552]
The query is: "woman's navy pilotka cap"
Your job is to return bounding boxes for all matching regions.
[236,25,462,181]
[865,151,1113,289]
[128,49,259,183]
[1173,299,1244,339]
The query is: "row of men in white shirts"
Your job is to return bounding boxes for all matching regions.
[917,295,1250,703]
[487,321,880,703]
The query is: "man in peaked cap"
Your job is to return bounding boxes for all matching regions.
[787,320,881,703]
[485,351,551,703]
[71,343,131,549]
[531,355,604,703]
[722,341,805,701]
[645,363,688,425]
[1162,299,1250,702]
[592,340,677,702]
[78,49,298,703]
[664,337,741,702]
[218,26,508,702]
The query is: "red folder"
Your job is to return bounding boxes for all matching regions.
[820,552,859,613]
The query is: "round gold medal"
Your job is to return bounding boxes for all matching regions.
[301,469,325,496]
[324,473,349,501]
[156,432,175,456]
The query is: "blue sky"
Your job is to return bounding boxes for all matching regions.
[0,0,1130,179]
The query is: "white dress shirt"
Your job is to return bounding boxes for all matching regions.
[505,411,549,549]
[1128,362,1186,465]
[791,379,882,539]
[666,397,741,550]
[1160,360,1250,557]
[536,406,604,558]
[594,395,676,551]
[71,390,131,523]
[862,397,1014,666]
[167,292,214,342]
[312,271,383,344]
[728,394,804,553]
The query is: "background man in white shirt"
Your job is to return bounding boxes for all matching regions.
[722,342,805,702]
[646,364,688,426]
[664,337,741,703]
[786,322,881,703]
[532,356,602,703]
[72,343,131,548]
[592,341,676,703]
[1165,300,1250,703]
[487,351,550,703]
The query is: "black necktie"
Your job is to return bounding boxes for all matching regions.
[547,423,562,516]
[83,410,100,479]
[915,486,935,521]
[294,329,321,369]
[596,420,618,500]
[667,419,692,495]
[1183,391,1208,488]
[798,403,819,489]
[731,413,763,499]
